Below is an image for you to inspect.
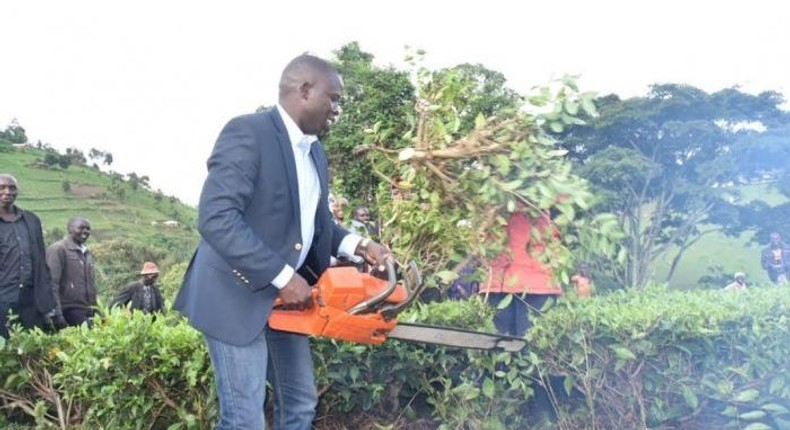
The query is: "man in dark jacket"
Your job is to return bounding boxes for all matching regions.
[46,216,96,326]
[174,54,392,429]
[761,232,790,285]
[0,173,59,337]
[112,261,165,314]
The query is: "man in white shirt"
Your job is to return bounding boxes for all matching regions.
[174,54,391,430]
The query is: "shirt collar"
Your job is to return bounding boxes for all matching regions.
[276,104,317,149]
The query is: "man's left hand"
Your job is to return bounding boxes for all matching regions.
[355,239,393,272]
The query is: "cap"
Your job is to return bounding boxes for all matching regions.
[734,272,745,279]
[140,262,160,275]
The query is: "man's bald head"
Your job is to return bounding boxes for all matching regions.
[0,173,18,185]
[278,54,339,101]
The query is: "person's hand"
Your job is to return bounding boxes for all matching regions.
[277,273,314,310]
[355,239,394,272]
[45,309,67,329]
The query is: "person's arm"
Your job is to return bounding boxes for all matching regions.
[44,244,64,314]
[111,284,134,309]
[197,116,291,290]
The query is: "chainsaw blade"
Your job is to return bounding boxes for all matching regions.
[388,323,526,352]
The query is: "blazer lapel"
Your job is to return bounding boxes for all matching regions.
[270,109,301,216]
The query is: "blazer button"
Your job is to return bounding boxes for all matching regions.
[294,243,302,251]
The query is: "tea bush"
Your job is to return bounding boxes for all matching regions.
[0,286,788,429]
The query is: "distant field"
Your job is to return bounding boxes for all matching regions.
[656,183,787,289]
[0,145,197,245]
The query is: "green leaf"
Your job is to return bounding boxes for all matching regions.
[482,377,495,399]
[474,113,486,129]
[608,344,637,360]
[739,410,766,420]
[743,424,772,430]
[563,376,574,396]
[682,386,699,410]
[733,389,760,403]
[496,294,513,310]
[761,403,789,414]
[564,100,579,115]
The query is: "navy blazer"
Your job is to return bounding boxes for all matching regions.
[174,108,349,345]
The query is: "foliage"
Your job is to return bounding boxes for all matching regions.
[158,261,189,303]
[530,285,790,429]
[323,42,416,206]
[363,64,624,290]
[2,287,788,429]
[0,310,215,430]
[0,119,28,144]
[557,85,790,288]
[91,238,170,301]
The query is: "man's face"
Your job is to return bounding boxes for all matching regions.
[0,176,18,209]
[299,72,343,136]
[68,219,91,244]
[143,273,158,285]
[354,208,370,222]
[771,233,782,247]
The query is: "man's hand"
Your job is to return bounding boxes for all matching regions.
[355,239,394,272]
[45,309,68,330]
[277,273,314,310]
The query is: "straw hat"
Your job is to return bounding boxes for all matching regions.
[140,262,160,275]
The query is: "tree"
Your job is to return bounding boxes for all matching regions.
[557,84,790,287]
[362,63,622,289]
[429,63,521,135]
[321,42,416,205]
[0,119,28,144]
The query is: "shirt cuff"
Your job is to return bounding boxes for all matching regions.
[338,233,363,258]
[271,265,295,289]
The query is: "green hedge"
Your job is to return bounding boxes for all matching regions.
[1,286,788,429]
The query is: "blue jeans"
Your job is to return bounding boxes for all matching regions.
[205,326,317,430]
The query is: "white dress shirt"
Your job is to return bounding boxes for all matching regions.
[271,105,361,289]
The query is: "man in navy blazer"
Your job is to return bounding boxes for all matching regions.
[174,54,391,430]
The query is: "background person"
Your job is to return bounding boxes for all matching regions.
[571,263,593,299]
[112,261,165,314]
[761,232,790,285]
[481,212,562,337]
[46,216,96,327]
[724,272,748,291]
[0,173,59,337]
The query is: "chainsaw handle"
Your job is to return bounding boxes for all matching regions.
[273,288,322,310]
[347,260,398,315]
[380,261,423,320]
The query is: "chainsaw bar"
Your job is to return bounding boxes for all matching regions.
[388,323,526,352]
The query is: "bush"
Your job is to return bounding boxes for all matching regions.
[0,287,788,429]
[0,310,215,430]
[530,285,790,429]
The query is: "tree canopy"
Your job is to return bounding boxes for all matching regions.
[557,84,790,287]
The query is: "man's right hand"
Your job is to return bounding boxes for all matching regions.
[277,273,313,310]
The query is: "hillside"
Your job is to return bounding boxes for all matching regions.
[0,140,198,297]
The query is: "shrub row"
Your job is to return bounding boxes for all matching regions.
[0,286,788,429]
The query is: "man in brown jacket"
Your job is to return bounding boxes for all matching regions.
[46,217,96,326]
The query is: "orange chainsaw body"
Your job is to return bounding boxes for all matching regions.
[268,266,410,345]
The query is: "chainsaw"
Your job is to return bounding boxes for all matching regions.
[268,261,526,352]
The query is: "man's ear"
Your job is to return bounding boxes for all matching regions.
[298,81,312,100]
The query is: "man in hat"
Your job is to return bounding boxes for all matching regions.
[112,262,165,314]
[724,272,748,291]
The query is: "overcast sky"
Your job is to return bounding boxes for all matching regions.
[2,0,788,205]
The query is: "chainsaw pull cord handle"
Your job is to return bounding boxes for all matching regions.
[347,260,398,315]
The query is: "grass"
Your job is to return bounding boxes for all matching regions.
[0,143,198,246]
[656,182,788,289]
